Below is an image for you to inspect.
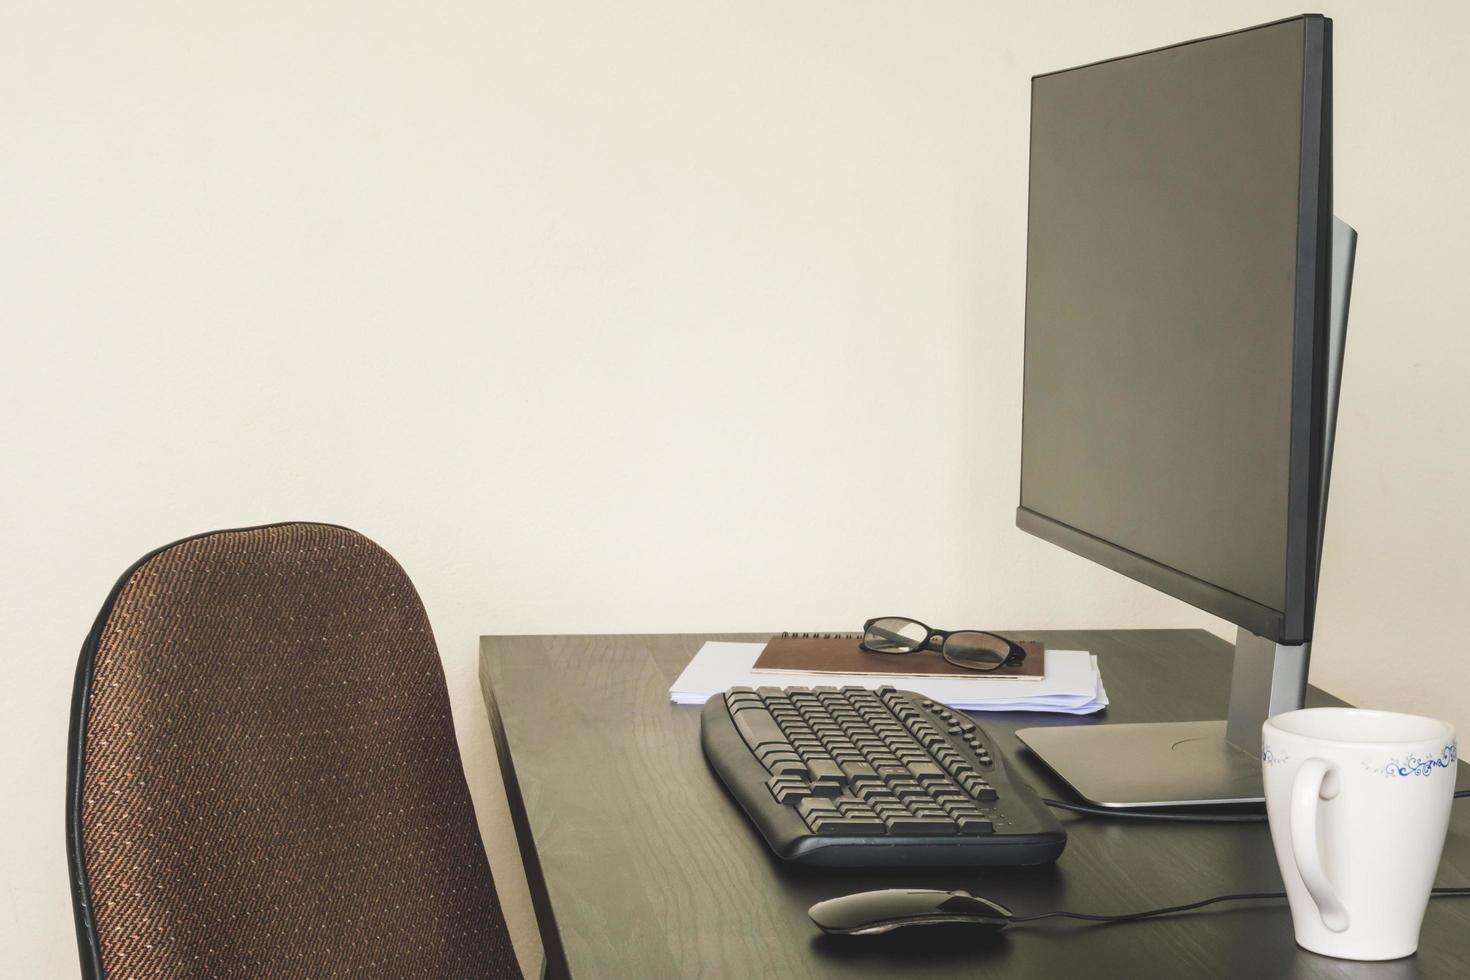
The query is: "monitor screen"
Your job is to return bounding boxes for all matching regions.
[1019,17,1328,640]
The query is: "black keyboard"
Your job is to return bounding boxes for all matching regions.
[701,685,1066,867]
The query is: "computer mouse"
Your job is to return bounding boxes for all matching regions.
[808,888,1013,936]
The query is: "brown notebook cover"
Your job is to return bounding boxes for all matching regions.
[751,633,1045,680]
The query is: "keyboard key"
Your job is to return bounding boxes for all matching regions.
[732,707,787,751]
[756,744,800,765]
[797,797,839,821]
[958,773,998,800]
[810,815,886,835]
[807,758,845,785]
[906,761,945,779]
[766,776,813,805]
[956,815,994,834]
[885,815,956,835]
[773,786,811,805]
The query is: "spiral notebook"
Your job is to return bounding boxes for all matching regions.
[752,632,1045,680]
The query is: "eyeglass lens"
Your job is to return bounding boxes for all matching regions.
[863,617,929,654]
[943,631,1011,671]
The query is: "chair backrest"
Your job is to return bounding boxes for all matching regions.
[66,522,521,979]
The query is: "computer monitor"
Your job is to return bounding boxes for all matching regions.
[1012,15,1357,807]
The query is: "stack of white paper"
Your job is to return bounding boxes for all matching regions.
[670,642,1107,715]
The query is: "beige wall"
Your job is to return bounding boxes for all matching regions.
[4,2,1467,975]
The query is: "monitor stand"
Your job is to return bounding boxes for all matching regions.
[1016,217,1358,808]
[1016,628,1306,806]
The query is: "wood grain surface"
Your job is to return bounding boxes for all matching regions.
[479,631,1470,979]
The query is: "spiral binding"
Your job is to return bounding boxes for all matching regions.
[780,631,862,640]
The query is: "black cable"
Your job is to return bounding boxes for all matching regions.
[1009,787,1470,921]
[1013,890,1284,923]
[1013,887,1470,926]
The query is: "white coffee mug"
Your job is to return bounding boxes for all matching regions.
[1262,707,1457,960]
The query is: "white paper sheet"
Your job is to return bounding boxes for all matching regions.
[670,641,1107,714]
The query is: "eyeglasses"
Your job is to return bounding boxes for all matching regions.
[860,616,1027,673]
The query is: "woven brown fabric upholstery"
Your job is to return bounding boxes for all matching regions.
[68,523,521,979]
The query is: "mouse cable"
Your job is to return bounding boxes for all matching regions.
[1040,788,1470,822]
[1012,887,1470,925]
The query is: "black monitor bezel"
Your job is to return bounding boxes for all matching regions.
[1016,14,1333,645]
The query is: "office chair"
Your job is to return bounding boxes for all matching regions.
[66,522,522,979]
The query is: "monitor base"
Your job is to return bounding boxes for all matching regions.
[1015,720,1264,807]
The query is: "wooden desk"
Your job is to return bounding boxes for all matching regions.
[479,630,1470,979]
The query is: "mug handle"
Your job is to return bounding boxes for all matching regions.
[1290,758,1350,932]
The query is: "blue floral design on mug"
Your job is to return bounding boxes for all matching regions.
[1361,743,1457,779]
[1262,745,1289,766]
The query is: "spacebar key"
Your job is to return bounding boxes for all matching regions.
[730,706,788,751]
[885,816,956,835]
